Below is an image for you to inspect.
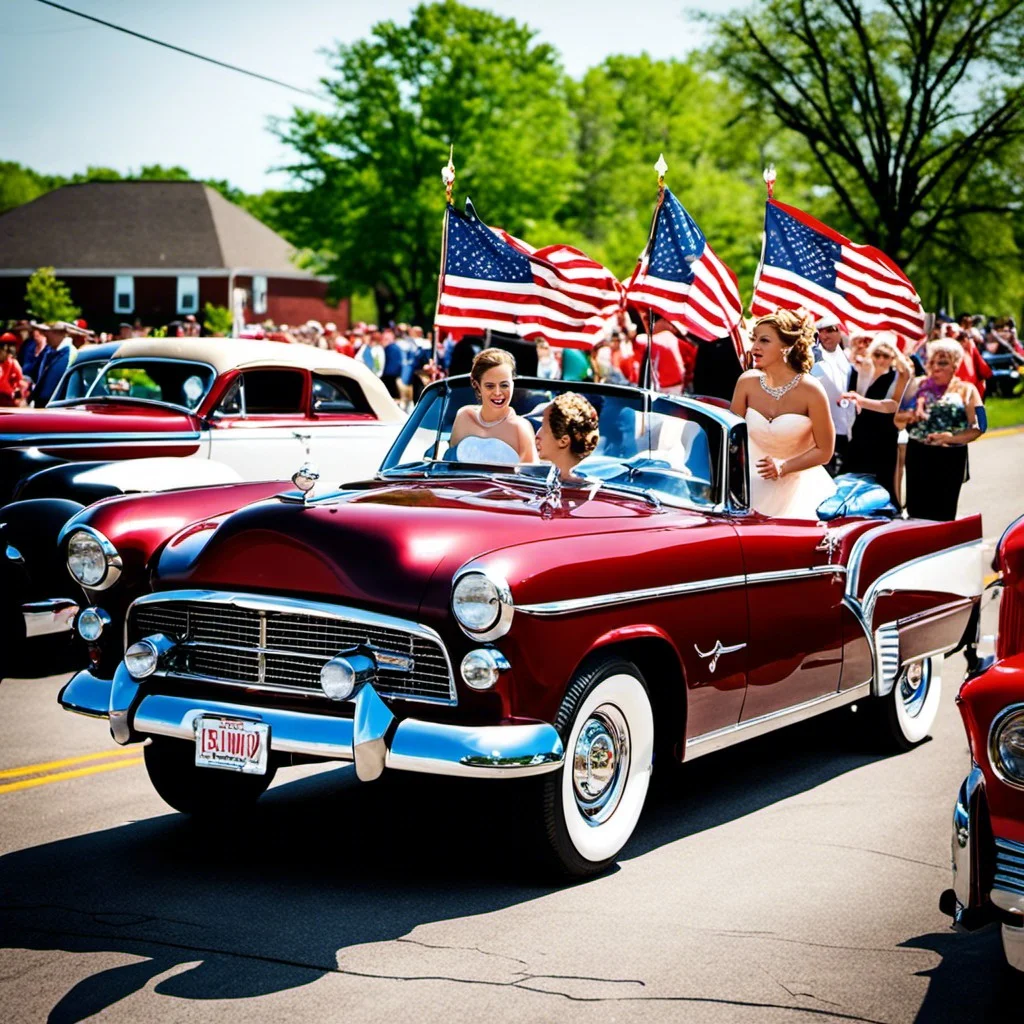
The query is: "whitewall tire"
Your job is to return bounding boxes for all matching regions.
[878,655,943,751]
[1002,922,1024,973]
[539,657,654,877]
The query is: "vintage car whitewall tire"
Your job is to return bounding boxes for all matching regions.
[539,657,654,877]
[1001,922,1024,973]
[143,738,276,816]
[877,655,943,751]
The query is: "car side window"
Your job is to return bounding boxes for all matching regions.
[216,378,243,417]
[311,374,374,416]
[243,370,305,414]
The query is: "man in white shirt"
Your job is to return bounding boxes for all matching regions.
[810,313,855,476]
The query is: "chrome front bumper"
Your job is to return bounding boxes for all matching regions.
[59,666,565,782]
[23,598,78,638]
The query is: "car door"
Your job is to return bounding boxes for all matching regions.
[206,368,311,479]
[305,372,402,484]
[735,517,845,721]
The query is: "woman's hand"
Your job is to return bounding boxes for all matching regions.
[756,456,786,479]
[926,431,954,446]
[839,390,862,408]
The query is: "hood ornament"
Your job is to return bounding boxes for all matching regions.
[538,463,562,519]
[292,463,320,503]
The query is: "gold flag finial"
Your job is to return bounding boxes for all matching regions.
[655,153,668,191]
[441,145,455,204]
[763,164,776,199]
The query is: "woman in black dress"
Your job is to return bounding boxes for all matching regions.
[841,336,912,504]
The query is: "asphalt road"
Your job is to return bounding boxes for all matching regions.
[2,432,1023,1024]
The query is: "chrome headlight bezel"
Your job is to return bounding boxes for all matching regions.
[451,567,514,641]
[65,526,122,590]
[989,703,1024,789]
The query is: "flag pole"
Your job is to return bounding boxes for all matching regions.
[638,154,669,392]
[432,145,456,380]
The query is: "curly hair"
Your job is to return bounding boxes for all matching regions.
[470,347,516,386]
[753,308,816,373]
[547,392,600,457]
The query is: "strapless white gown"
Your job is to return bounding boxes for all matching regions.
[746,408,835,518]
[454,435,520,465]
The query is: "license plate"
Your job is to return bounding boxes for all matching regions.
[194,716,269,775]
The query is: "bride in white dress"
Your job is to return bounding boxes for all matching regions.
[449,348,538,465]
[730,309,836,518]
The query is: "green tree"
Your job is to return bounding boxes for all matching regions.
[24,267,80,323]
[704,0,1024,277]
[202,302,234,336]
[274,0,576,324]
[0,162,59,215]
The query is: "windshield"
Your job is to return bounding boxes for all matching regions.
[55,359,216,411]
[381,377,724,509]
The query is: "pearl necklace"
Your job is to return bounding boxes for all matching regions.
[759,372,802,401]
[472,406,511,429]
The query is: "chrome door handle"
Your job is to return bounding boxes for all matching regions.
[694,640,746,673]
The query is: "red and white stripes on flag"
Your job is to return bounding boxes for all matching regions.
[434,200,624,350]
[751,199,926,341]
[624,187,743,342]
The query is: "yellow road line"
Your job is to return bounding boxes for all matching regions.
[980,424,1024,441]
[0,746,143,781]
[0,756,143,795]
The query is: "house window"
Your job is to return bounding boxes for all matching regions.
[252,275,268,315]
[114,275,134,314]
[177,275,199,315]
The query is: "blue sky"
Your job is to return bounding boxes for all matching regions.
[1,0,733,193]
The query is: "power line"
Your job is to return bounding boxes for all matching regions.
[33,0,324,100]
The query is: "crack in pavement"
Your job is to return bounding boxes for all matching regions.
[674,924,939,957]
[8,923,891,1019]
[759,966,844,1009]
[792,841,947,871]
[394,937,530,968]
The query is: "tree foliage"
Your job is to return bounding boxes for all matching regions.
[704,0,1024,277]
[273,0,575,324]
[202,302,234,336]
[24,267,80,323]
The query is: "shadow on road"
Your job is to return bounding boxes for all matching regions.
[0,709,898,1022]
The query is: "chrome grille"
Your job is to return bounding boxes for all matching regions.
[131,597,455,704]
[875,624,901,694]
[995,836,1024,897]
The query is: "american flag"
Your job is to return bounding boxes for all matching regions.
[624,187,743,342]
[752,200,926,341]
[434,199,624,350]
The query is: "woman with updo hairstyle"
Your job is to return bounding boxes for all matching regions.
[448,347,537,464]
[535,392,600,481]
[730,307,836,518]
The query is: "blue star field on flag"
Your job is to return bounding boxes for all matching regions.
[763,203,841,290]
[443,199,532,283]
[648,190,706,284]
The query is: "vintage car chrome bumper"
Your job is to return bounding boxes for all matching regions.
[23,598,79,638]
[59,666,565,782]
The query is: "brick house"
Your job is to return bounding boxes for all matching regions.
[0,181,349,332]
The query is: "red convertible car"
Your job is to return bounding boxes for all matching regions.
[0,337,402,676]
[941,513,1024,971]
[59,376,984,876]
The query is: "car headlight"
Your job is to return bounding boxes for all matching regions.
[991,706,1024,785]
[451,569,513,640]
[66,528,122,590]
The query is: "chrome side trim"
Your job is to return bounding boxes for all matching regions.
[874,622,901,697]
[518,565,844,617]
[22,599,79,638]
[128,589,456,704]
[844,523,894,599]
[989,704,1024,793]
[684,681,871,760]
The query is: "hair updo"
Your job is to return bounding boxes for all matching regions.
[547,392,600,458]
[470,347,516,387]
[753,309,816,373]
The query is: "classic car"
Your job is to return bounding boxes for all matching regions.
[59,375,984,876]
[0,337,402,677]
[940,513,1024,971]
[980,345,1021,399]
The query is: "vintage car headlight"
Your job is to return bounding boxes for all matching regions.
[76,606,110,643]
[460,648,511,691]
[451,569,513,640]
[991,706,1024,785]
[124,633,175,679]
[66,528,122,590]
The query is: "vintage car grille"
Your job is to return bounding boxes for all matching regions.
[129,598,455,704]
[994,836,1024,898]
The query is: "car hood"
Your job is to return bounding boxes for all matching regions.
[0,403,199,443]
[155,478,666,618]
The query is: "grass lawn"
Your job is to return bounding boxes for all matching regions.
[986,389,1024,430]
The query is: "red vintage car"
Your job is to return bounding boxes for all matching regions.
[0,337,402,677]
[941,513,1024,971]
[59,376,984,876]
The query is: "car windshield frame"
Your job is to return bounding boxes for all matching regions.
[378,375,745,514]
[48,356,218,414]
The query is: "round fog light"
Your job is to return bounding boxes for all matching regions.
[125,639,159,679]
[321,657,357,701]
[460,648,510,691]
[76,606,110,643]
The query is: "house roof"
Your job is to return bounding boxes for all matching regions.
[0,181,315,277]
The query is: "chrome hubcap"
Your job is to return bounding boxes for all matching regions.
[899,660,930,718]
[572,704,629,824]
